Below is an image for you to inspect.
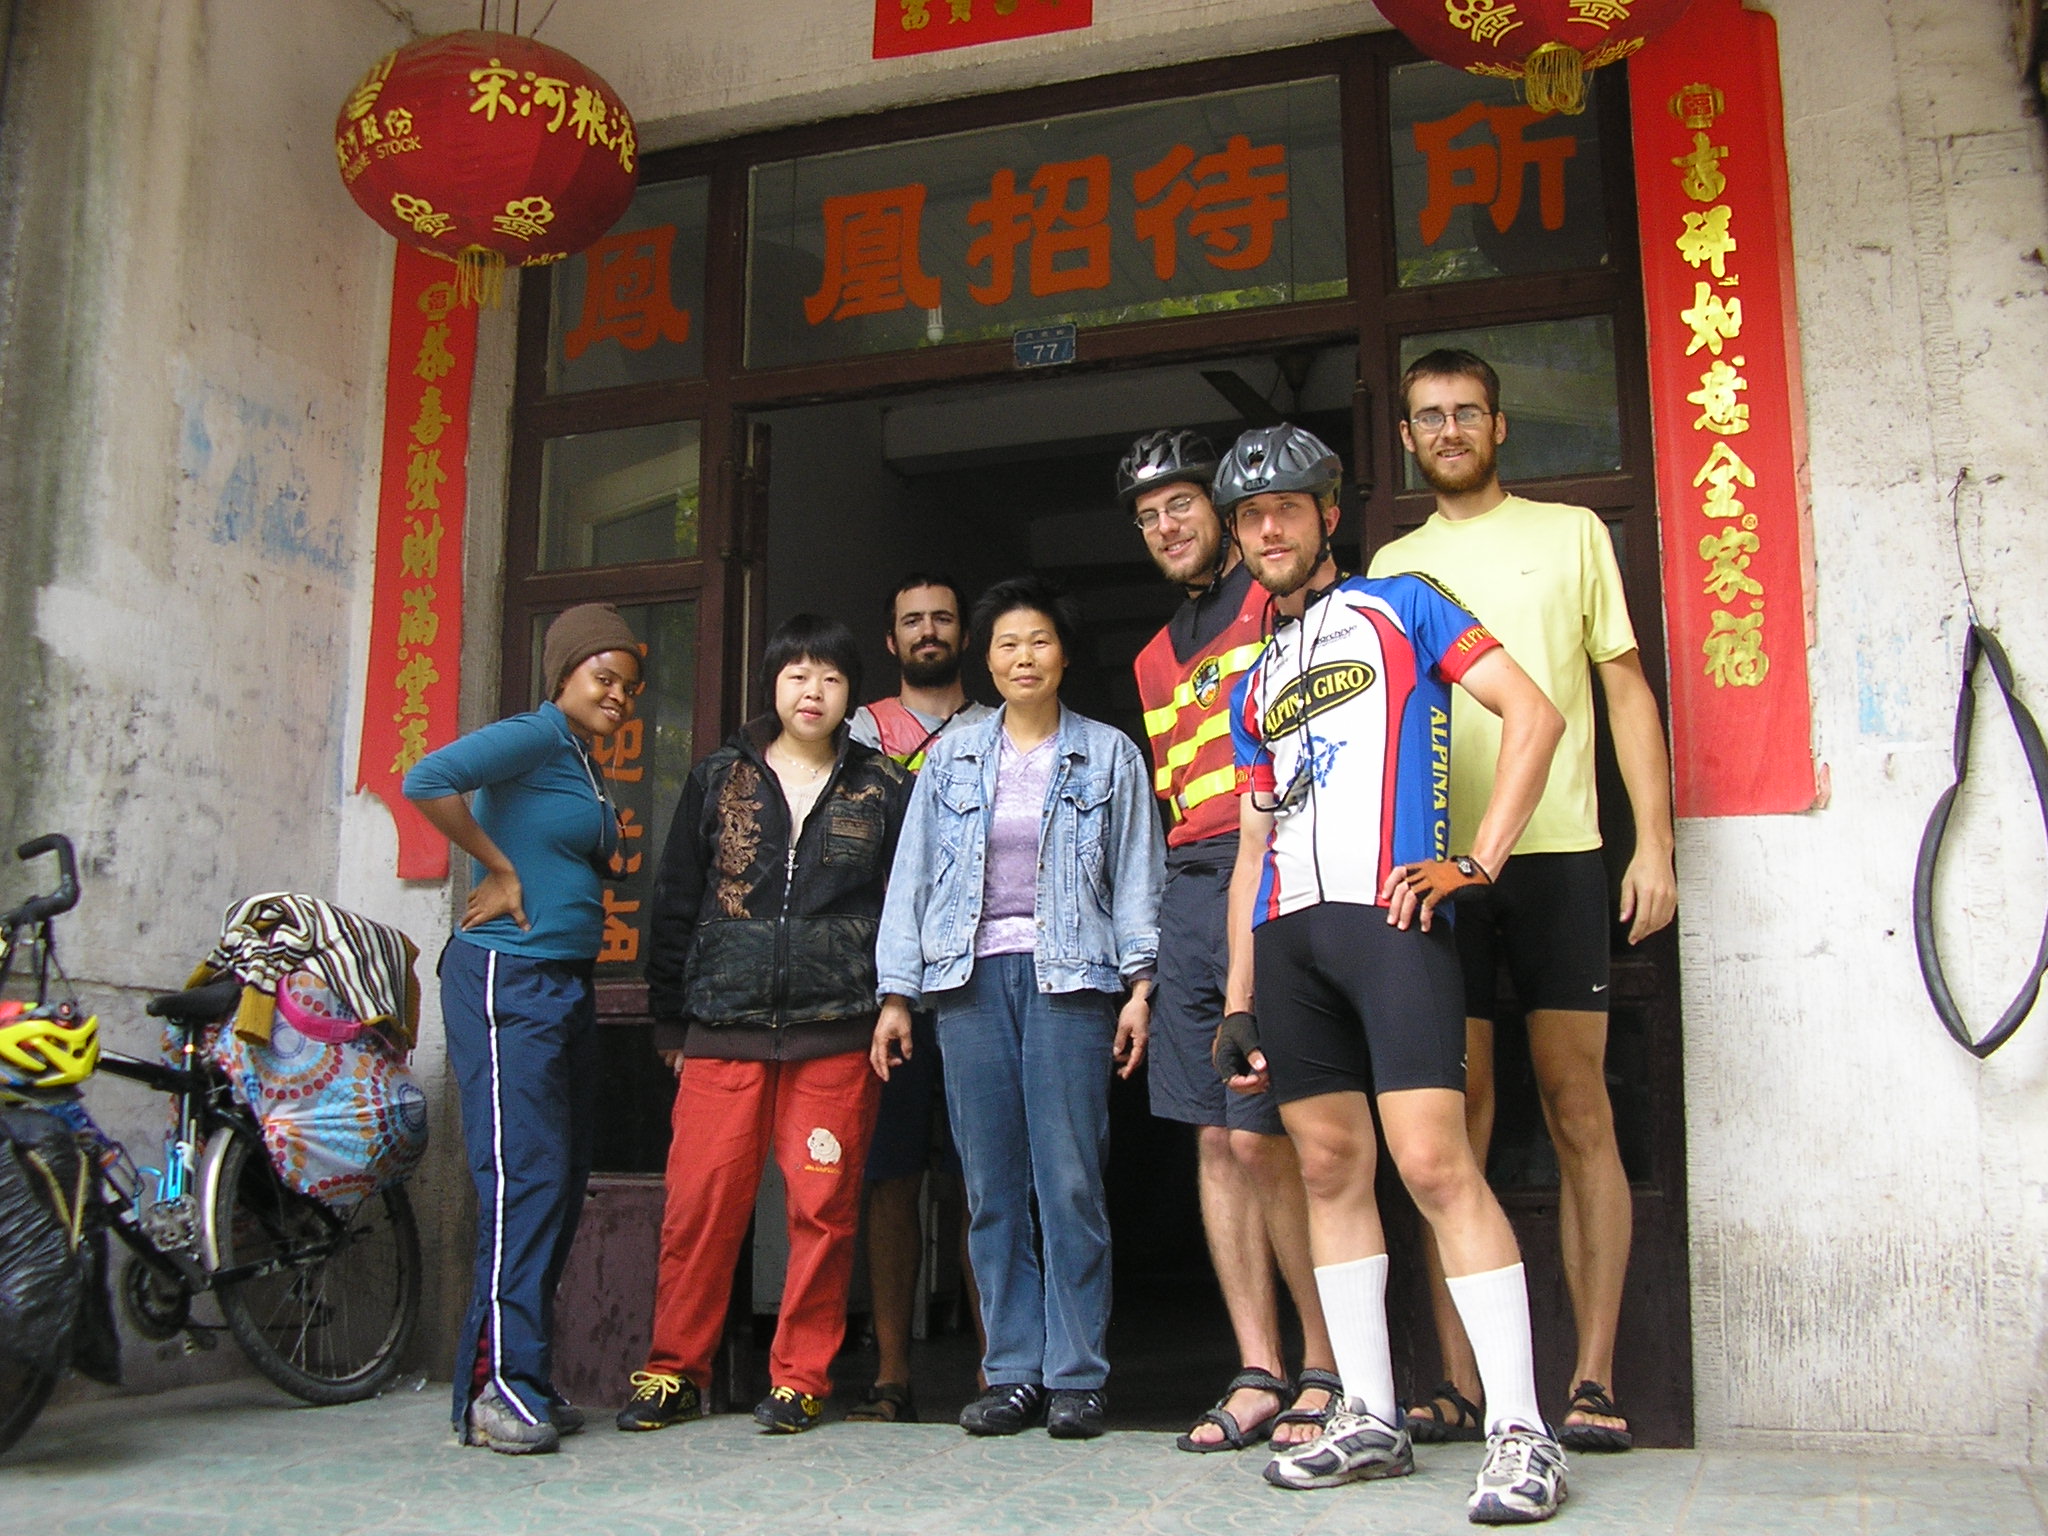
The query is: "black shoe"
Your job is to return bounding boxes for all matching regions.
[754,1385,825,1433]
[614,1370,703,1432]
[959,1382,1047,1436]
[1047,1388,1108,1439]
[549,1395,586,1435]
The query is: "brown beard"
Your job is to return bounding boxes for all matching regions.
[1415,434,1499,495]
[899,645,960,688]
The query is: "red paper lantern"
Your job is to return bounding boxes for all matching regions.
[335,30,638,304]
[1375,0,1695,114]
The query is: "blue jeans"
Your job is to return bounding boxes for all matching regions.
[937,952,1116,1391]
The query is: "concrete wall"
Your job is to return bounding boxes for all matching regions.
[0,0,471,1393]
[1678,0,2048,1461]
[8,0,2046,1456]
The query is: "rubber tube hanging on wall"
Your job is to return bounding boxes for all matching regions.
[1911,624,2048,1058]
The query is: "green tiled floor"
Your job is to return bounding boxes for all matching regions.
[5,1381,2046,1536]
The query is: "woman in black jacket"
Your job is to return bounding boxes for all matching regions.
[616,614,910,1437]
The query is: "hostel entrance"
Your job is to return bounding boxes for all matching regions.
[503,34,1693,1443]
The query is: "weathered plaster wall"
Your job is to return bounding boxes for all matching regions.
[1680,0,2048,1460]
[0,0,465,1392]
[405,0,1390,148]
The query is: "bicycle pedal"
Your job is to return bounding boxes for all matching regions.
[182,1327,220,1353]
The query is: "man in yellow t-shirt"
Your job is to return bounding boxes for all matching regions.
[1367,349,1677,1455]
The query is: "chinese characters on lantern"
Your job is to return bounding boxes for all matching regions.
[801,134,1293,326]
[464,56,636,174]
[359,245,477,878]
[1661,80,1769,689]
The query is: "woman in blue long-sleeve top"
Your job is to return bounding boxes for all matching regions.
[403,602,641,1455]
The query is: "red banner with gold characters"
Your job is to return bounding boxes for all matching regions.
[873,0,1091,61]
[358,243,479,877]
[1630,0,1817,818]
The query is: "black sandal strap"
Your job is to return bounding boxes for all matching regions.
[1218,1368,1290,1402]
[1567,1379,1624,1417]
[1412,1379,1482,1428]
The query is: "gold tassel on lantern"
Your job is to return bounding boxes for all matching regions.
[1522,41,1588,116]
[454,246,507,309]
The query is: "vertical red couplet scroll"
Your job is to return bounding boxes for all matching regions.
[357,243,479,877]
[1631,0,1818,818]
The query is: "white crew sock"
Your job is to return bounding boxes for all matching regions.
[1444,1261,1545,1437]
[1312,1254,1396,1426]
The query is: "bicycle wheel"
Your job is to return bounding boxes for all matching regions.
[0,1357,58,1456]
[208,1126,420,1404]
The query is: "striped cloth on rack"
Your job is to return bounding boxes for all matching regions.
[192,893,421,1052]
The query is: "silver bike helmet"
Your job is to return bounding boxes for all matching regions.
[1211,424,1342,518]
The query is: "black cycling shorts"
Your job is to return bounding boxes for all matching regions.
[1252,903,1467,1102]
[1455,850,1612,1019]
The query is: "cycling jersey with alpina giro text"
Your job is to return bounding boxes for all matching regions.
[1230,574,1498,925]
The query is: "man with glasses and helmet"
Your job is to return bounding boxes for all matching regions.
[1216,422,1573,1523]
[1119,431,1339,1456]
[1370,350,1677,1456]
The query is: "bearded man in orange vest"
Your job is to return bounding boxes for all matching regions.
[844,573,993,1421]
[1121,431,1338,1454]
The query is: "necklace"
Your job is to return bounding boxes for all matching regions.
[769,744,829,782]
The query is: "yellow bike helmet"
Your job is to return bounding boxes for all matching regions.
[0,999,100,1089]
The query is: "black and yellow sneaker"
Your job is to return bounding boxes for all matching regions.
[754,1385,825,1434]
[614,1370,703,1432]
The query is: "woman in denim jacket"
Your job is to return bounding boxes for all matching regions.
[873,575,1164,1441]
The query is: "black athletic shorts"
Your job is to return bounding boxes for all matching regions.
[1455,849,1612,1019]
[1149,843,1285,1135]
[1253,903,1467,1102]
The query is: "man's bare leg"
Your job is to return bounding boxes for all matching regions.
[1412,1016,1493,1433]
[1182,1124,1288,1446]
[1527,1007,1630,1438]
[863,1174,923,1395]
[1231,1128,1338,1446]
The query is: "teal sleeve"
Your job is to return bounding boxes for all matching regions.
[402,715,555,800]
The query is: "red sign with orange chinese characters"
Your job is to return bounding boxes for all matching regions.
[1631,0,1817,818]
[358,243,478,877]
[873,0,1090,60]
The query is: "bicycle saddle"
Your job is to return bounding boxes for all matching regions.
[145,975,242,1024]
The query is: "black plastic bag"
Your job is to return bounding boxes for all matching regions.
[0,1105,89,1375]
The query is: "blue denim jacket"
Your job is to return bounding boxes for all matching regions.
[875,704,1163,1006]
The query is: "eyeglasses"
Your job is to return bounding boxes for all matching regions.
[1132,491,1201,531]
[1408,405,1492,434]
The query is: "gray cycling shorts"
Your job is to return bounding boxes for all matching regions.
[1147,844,1285,1136]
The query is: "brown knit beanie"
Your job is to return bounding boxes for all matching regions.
[542,603,642,698]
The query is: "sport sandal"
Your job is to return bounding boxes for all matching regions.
[1272,1367,1345,1439]
[1407,1378,1485,1443]
[1557,1380,1632,1452]
[1175,1367,1289,1453]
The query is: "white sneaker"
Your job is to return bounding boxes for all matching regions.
[1263,1407,1414,1490]
[1467,1424,1568,1524]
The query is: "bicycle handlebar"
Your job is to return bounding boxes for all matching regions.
[5,833,80,927]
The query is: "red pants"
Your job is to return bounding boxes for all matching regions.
[647,1052,880,1397]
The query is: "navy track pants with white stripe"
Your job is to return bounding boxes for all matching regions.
[440,936,597,1428]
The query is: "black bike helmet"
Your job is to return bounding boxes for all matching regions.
[1116,429,1217,507]
[1211,423,1343,517]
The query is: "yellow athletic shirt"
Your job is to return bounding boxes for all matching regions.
[1367,495,1637,855]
